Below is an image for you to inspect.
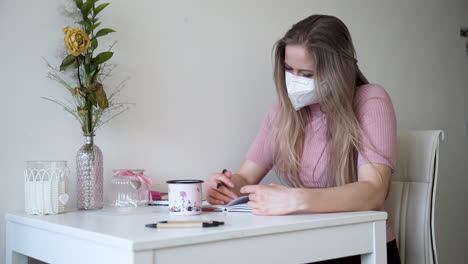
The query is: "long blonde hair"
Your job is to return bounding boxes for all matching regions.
[271,15,368,187]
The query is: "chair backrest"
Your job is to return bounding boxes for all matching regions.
[385,130,443,264]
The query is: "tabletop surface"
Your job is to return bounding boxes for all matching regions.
[6,207,387,251]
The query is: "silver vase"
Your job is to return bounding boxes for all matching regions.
[76,134,103,210]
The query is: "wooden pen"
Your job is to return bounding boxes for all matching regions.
[145,221,224,228]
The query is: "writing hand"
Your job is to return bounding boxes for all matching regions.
[206,169,238,205]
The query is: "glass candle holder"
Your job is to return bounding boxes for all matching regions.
[110,169,150,207]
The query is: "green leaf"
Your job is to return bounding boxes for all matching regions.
[91,52,113,65]
[93,17,99,23]
[60,54,77,71]
[94,28,115,38]
[81,3,92,18]
[94,3,110,16]
[89,64,98,75]
[86,22,101,35]
[81,0,97,18]
[75,0,83,8]
[94,83,109,109]
[91,38,98,50]
[86,68,98,84]
[83,17,91,28]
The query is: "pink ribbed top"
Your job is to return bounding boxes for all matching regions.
[246,84,397,242]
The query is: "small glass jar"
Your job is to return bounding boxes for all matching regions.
[110,169,150,207]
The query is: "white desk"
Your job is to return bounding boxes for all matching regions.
[6,207,387,264]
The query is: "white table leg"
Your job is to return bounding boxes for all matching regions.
[6,247,28,264]
[361,220,387,264]
[133,250,152,264]
[6,221,28,264]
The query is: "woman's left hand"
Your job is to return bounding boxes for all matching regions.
[240,183,300,215]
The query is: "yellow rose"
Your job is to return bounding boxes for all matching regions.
[63,26,90,56]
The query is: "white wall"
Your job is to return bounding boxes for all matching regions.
[1,0,467,263]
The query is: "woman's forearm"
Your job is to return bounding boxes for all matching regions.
[231,173,250,197]
[231,160,270,197]
[295,181,387,213]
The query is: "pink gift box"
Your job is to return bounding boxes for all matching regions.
[149,191,161,200]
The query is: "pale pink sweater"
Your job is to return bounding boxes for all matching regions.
[246,84,397,242]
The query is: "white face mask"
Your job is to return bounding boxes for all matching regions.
[285,71,319,110]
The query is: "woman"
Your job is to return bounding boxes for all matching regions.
[206,15,400,263]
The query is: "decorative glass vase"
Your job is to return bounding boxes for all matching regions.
[76,134,103,210]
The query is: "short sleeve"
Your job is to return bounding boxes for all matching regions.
[245,103,279,170]
[355,84,397,169]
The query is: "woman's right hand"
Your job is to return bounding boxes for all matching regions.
[206,170,239,205]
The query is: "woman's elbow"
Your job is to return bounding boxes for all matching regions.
[369,194,386,210]
[362,183,387,211]
[368,187,387,211]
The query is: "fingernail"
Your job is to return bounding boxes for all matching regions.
[222,169,227,174]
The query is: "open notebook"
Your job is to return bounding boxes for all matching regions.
[202,195,251,212]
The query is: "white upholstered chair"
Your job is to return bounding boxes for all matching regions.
[385,130,444,264]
